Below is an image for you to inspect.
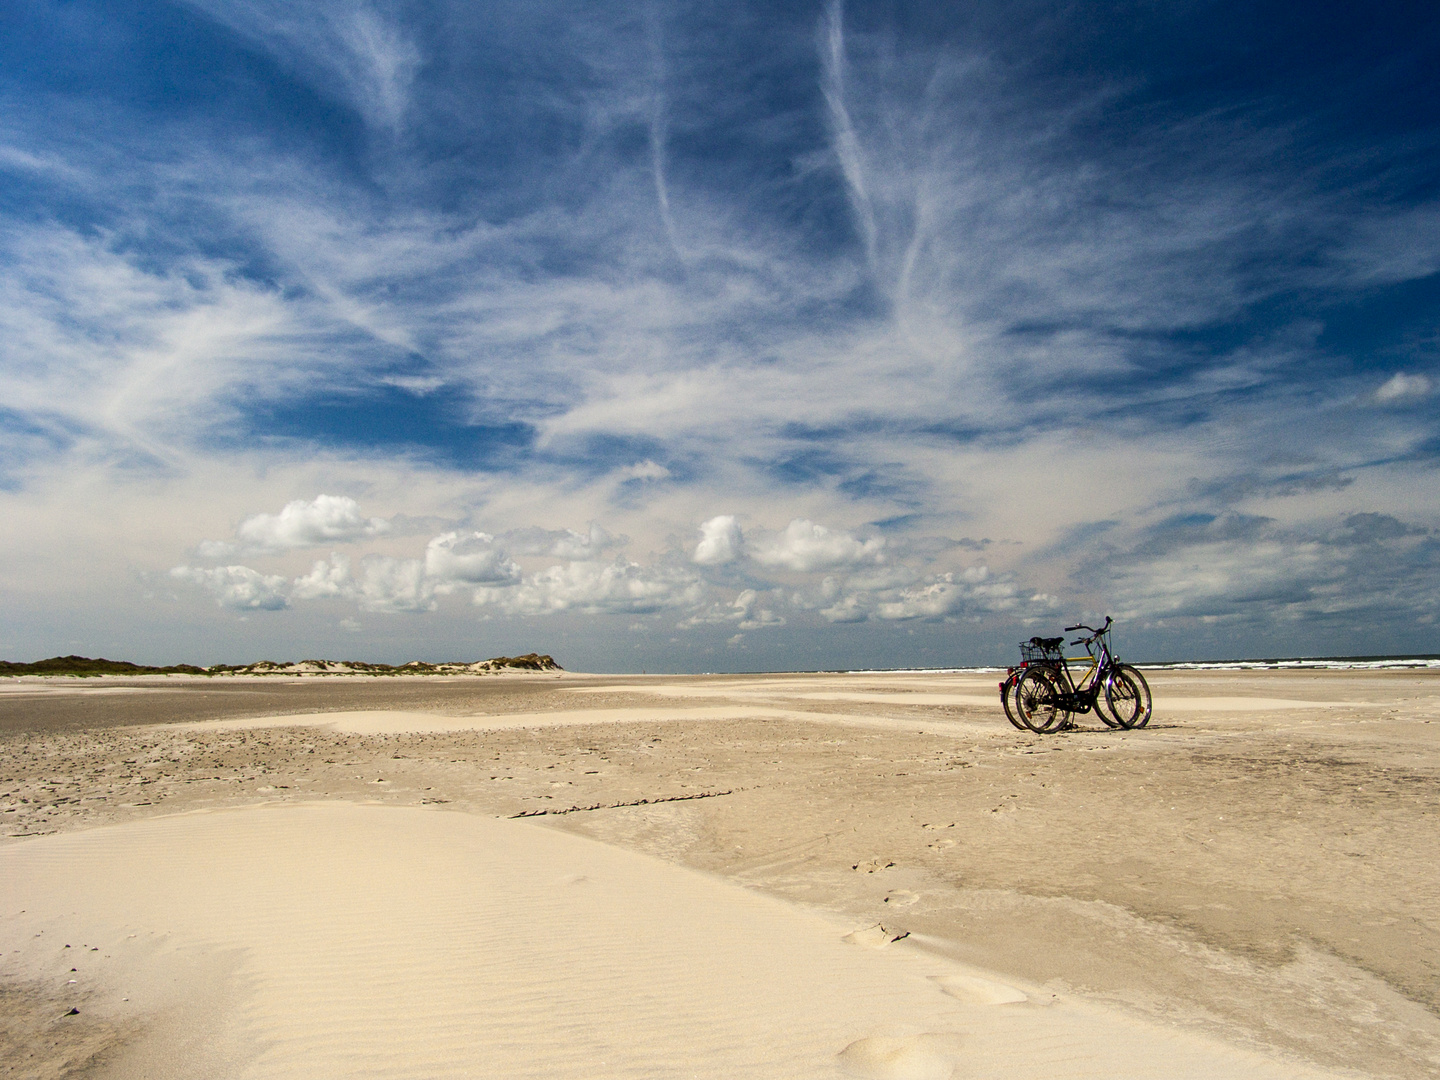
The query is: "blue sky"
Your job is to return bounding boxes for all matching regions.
[2,0,1438,669]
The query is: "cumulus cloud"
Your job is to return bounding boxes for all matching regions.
[212,495,389,555]
[752,519,885,572]
[819,593,868,623]
[873,567,1022,621]
[1088,510,1440,637]
[353,555,434,613]
[424,531,521,586]
[733,589,785,629]
[476,559,703,617]
[505,524,620,560]
[693,515,743,565]
[292,552,435,613]
[678,588,784,629]
[170,564,289,610]
[1374,372,1433,404]
[794,564,1020,623]
[290,553,356,600]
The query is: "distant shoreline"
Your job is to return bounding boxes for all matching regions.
[849,654,1440,674]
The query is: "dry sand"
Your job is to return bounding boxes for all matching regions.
[2,667,1438,1078]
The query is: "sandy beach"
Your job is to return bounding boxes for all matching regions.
[2,667,1438,1079]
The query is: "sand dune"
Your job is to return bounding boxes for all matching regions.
[2,802,1344,1080]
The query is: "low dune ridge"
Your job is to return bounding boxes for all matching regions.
[205,652,564,677]
[0,652,563,679]
[2,667,1438,1078]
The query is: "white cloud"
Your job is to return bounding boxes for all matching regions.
[505,524,620,560]
[734,589,784,629]
[693,515,743,565]
[424,531,521,586]
[353,555,434,613]
[292,552,434,613]
[476,559,703,616]
[678,588,784,629]
[1375,372,1432,404]
[9,2,1440,665]
[291,553,356,600]
[819,594,868,623]
[232,495,389,553]
[617,459,671,482]
[170,564,289,610]
[874,566,1018,621]
[752,519,885,572]
[181,1,420,132]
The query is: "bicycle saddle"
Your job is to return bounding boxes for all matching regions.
[1029,636,1063,649]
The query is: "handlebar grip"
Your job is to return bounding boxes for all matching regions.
[1064,624,1083,631]
[1069,637,1086,646]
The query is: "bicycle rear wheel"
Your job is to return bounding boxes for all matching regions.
[1000,671,1027,730]
[1014,666,1068,733]
[1105,664,1153,729]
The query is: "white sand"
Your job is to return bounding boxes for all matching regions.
[177,706,800,735]
[1,802,1343,1080]
[170,671,1356,739]
[573,677,1359,711]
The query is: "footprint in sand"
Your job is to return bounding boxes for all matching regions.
[842,924,909,948]
[837,1032,964,1080]
[928,973,1027,1005]
[882,890,919,907]
[852,857,896,874]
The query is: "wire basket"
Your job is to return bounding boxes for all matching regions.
[1019,637,1063,662]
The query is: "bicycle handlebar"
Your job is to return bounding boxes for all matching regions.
[1064,616,1113,637]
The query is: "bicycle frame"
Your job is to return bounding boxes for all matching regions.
[1045,635,1115,714]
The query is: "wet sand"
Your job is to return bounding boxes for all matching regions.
[2,668,1438,1078]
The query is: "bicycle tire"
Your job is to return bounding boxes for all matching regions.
[1095,676,1124,729]
[1105,665,1153,729]
[1014,666,1068,733]
[1000,672,1027,730]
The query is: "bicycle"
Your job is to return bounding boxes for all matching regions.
[1010,617,1153,732]
[998,635,1062,730]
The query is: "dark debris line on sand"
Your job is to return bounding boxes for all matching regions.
[511,789,735,817]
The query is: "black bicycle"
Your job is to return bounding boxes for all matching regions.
[1011,617,1152,732]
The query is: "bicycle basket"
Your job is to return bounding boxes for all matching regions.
[1019,636,1063,662]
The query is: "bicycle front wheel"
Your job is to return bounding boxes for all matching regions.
[1014,666,1068,733]
[1105,664,1153,729]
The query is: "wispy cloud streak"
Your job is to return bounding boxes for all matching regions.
[820,0,877,269]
